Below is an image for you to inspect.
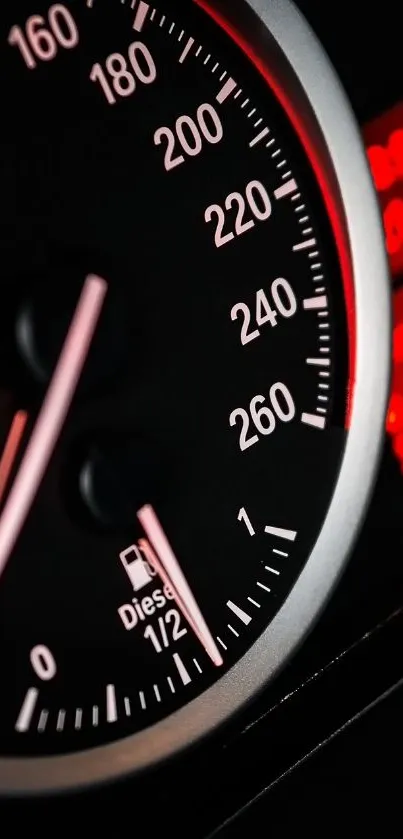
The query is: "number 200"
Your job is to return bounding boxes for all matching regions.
[154,104,223,171]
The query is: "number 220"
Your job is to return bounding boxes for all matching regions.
[205,180,272,248]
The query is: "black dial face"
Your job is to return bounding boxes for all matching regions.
[0,0,349,758]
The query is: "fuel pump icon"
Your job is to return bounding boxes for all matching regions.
[119,544,154,591]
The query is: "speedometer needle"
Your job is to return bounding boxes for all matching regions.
[0,410,28,504]
[137,504,223,667]
[0,275,107,580]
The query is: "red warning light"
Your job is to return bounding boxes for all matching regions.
[364,103,403,279]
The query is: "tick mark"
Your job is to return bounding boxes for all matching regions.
[227,600,252,625]
[274,178,298,199]
[38,709,48,732]
[15,687,38,733]
[303,295,328,310]
[133,1,149,31]
[57,709,66,732]
[216,77,237,103]
[106,684,117,723]
[306,357,330,367]
[301,412,326,429]
[249,127,269,147]
[264,526,297,541]
[173,653,192,685]
[179,36,194,63]
[293,237,316,252]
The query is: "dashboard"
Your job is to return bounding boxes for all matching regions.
[0,0,402,832]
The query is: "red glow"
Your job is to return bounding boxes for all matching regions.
[194,0,356,428]
[364,103,403,278]
[387,285,403,471]
[392,430,403,463]
[393,321,403,364]
[386,393,403,435]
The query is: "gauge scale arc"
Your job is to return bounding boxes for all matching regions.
[0,0,389,792]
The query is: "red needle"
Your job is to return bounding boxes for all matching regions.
[0,410,28,504]
[0,275,107,580]
[137,504,223,667]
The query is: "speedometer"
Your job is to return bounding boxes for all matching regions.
[0,0,389,793]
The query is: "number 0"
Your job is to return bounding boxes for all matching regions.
[48,5,79,49]
[128,41,157,84]
[30,645,57,681]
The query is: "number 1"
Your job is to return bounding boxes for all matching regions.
[90,63,116,105]
[238,507,255,536]
[8,26,36,69]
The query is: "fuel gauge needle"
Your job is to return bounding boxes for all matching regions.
[138,504,223,667]
[0,274,107,580]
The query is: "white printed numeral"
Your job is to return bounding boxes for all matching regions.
[144,609,187,654]
[238,507,256,536]
[231,278,298,346]
[230,383,296,451]
[8,5,79,70]
[90,41,157,106]
[154,104,223,171]
[205,180,272,248]
[30,645,57,681]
